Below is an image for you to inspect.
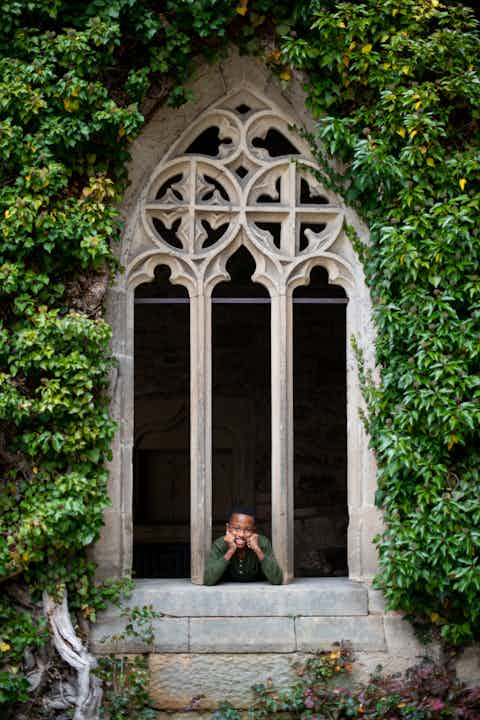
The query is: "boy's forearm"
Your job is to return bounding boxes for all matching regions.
[261,552,283,585]
[204,557,228,585]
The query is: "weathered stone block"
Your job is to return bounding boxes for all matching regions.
[368,587,387,615]
[456,645,480,687]
[149,653,301,710]
[383,614,434,659]
[295,616,386,652]
[89,616,188,654]
[190,617,295,653]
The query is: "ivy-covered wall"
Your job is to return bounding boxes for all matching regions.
[0,0,479,714]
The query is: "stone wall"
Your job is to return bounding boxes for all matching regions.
[90,579,480,713]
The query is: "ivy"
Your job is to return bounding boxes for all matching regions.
[282,0,480,644]
[0,0,479,714]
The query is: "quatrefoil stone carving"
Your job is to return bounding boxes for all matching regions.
[142,90,345,270]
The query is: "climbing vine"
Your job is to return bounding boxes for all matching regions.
[0,0,479,715]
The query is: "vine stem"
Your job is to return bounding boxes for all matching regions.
[43,590,102,720]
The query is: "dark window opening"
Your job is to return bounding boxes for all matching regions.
[199,174,230,202]
[257,177,281,203]
[299,222,327,252]
[254,222,281,248]
[212,247,271,542]
[156,173,184,201]
[185,126,233,157]
[152,217,183,250]
[201,219,229,248]
[235,165,249,179]
[293,267,348,577]
[252,128,300,157]
[300,178,329,205]
[133,265,190,578]
[236,104,251,115]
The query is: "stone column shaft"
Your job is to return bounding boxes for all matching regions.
[190,291,212,584]
[270,292,294,583]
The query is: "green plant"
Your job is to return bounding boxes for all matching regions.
[1,0,479,714]
[281,0,480,645]
[247,649,480,720]
[96,604,164,720]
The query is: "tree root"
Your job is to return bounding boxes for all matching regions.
[43,590,102,720]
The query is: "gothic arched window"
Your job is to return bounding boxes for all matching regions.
[101,83,377,588]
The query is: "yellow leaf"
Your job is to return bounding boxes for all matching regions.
[268,49,281,62]
[447,436,458,450]
[419,145,427,154]
[392,8,399,15]
[382,62,391,69]
[342,54,350,67]
[4,209,10,219]
[0,641,11,652]
[459,177,467,191]
[415,100,422,110]
[337,21,346,28]
[430,612,440,623]
[236,0,248,15]
[118,126,126,137]
[426,157,435,166]
[25,174,31,181]
[63,97,79,112]
[409,128,418,138]
[349,41,356,50]
[396,127,406,138]
[279,68,291,81]
[361,43,373,54]
[401,65,410,75]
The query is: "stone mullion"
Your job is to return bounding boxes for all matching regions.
[270,288,294,584]
[189,284,213,584]
[189,160,197,254]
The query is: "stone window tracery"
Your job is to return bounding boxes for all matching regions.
[107,84,379,587]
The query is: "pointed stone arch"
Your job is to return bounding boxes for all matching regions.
[96,54,380,586]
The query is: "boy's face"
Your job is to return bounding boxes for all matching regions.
[227,513,255,549]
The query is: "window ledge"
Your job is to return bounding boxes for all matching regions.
[91,578,375,654]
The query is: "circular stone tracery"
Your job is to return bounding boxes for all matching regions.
[142,95,344,262]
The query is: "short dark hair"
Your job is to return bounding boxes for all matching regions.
[227,505,256,523]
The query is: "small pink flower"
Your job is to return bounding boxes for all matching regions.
[429,698,445,711]
[304,698,315,709]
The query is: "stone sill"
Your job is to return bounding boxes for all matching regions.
[116,577,367,617]
[90,578,387,654]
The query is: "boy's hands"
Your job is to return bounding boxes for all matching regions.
[223,525,237,560]
[246,533,264,561]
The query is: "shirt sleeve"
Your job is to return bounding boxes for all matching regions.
[259,536,283,585]
[203,538,229,585]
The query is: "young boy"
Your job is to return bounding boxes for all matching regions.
[203,505,283,585]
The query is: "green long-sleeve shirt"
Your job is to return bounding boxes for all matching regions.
[203,535,283,585]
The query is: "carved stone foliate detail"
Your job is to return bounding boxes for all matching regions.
[140,89,349,291]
